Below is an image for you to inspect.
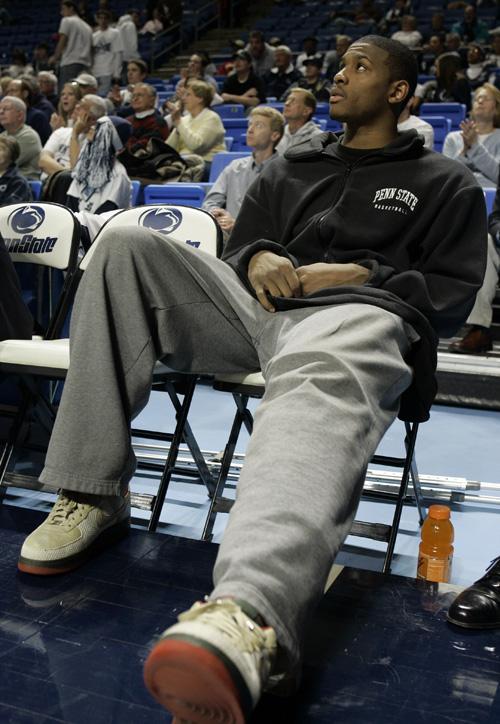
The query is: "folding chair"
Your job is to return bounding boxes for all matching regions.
[202,370,426,574]
[143,183,206,208]
[0,202,81,498]
[1,205,222,532]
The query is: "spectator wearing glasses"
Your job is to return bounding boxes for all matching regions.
[0,96,42,179]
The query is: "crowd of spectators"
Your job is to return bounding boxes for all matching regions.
[0,0,499,352]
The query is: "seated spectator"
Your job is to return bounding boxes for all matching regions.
[466,43,493,90]
[73,72,99,97]
[39,83,84,177]
[415,52,472,111]
[293,58,331,103]
[67,94,131,213]
[442,83,500,187]
[452,4,490,44]
[165,79,226,170]
[37,72,59,109]
[420,35,446,75]
[295,36,324,75]
[33,44,55,74]
[276,88,323,154]
[108,58,148,111]
[445,32,469,66]
[379,0,412,35]
[125,82,170,151]
[8,77,55,122]
[263,46,302,101]
[245,30,275,76]
[397,97,435,149]
[0,136,33,204]
[391,16,423,51]
[6,78,52,146]
[323,35,352,80]
[202,106,284,238]
[220,50,266,109]
[177,53,219,93]
[7,49,34,79]
[92,9,124,96]
[0,97,41,179]
[140,7,166,36]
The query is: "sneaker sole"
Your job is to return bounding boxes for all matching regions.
[144,637,248,724]
[17,518,130,576]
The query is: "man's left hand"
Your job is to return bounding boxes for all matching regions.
[296,262,370,295]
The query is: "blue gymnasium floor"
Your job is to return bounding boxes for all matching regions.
[0,386,499,722]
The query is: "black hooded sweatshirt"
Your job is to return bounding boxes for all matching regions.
[222,130,487,421]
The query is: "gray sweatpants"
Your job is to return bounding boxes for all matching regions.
[40,227,414,674]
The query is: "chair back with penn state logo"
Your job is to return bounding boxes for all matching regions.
[0,202,81,338]
[82,204,222,272]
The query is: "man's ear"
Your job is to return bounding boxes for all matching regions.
[388,79,410,108]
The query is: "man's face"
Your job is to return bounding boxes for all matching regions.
[275,50,290,71]
[234,57,250,75]
[330,42,397,123]
[127,63,145,85]
[60,3,70,16]
[74,98,95,122]
[283,91,310,123]
[464,5,475,23]
[187,55,203,76]
[246,114,276,150]
[131,86,155,113]
[249,36,264,57]
[429,36,442,54]
[96,12,109,29]
[304,63,320,81]
[38,77,54,95]
[0,100,23,131]
[445,34,460,52]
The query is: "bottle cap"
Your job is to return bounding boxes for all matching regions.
[428,504,450,520]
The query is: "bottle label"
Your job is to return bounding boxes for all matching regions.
[417,552,452,583]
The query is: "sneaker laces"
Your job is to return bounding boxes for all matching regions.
[48,492,94,529]
[178,600,271,655]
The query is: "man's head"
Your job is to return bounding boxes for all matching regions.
[249,31,265,58]
[75,94,107,123]
[464,4,476,24]
[303,57,322,82]
[428,35,444,55]
[331,36,417,122]
[274,46,293,72]
[7,78,31,105]
[130,82,156,113]
[61,1,77,16]
[0,134,20,169]
[34,43,49,61]
[336,35,352,59]
[246,106,284,150]
[96,9,111,29]
[37,71,58,97]
[233,50,252,76]
[187,54,206,77]
[283,88,316,125]
[127,59,148,85]
[74,73,98,95]
[445,32,462,53]
[0,96,26,133]
[302,36,318,55]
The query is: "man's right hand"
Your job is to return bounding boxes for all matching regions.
[248,251,301,312]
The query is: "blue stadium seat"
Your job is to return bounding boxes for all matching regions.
[420,103,466,131]
[215,104,246,118]
[420,115,452,152]
[209,152,252,183]
[143,184,206,207]
[28,180,42,200]
[130,180,141,206]
[484,188,496,216]
[224,136,234,150]
[221,118,248,142]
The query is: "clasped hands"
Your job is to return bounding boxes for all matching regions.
[248,251,370,313]
[460,119,479,151]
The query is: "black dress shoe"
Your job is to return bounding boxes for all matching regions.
[448,327,493,354]
[447,556,500,629]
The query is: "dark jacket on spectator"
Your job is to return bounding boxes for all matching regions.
[26,107,51,145]
[0,164,32,205]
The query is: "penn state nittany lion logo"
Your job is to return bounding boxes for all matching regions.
[139,207,183,235]
[9,205,46,234]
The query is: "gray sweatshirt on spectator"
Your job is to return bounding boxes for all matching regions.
[442,128,500,187]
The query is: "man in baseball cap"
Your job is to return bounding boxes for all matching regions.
[220,49,267,108]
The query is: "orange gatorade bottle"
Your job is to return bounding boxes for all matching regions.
[417,505,454,583]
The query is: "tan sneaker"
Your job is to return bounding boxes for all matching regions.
[144,598,277,723]
[18,490,130,575]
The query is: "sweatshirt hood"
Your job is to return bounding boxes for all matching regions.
[284,129,426,161]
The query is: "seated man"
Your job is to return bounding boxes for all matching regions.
[125,83,170,152]
[37,71,59,109]
[18,36,486,722]
[263,45,302,101]
[202,106,284,238]
[293,57,332,103]
[220,50,266,109]
[0,96,42,179]
[276,88,323,154]
[6,78,53,145]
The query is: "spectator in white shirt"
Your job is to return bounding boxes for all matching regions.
[391,16,423,51]
[397,96,435,149]
[51,1,93,89]
[92,10,124,96]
